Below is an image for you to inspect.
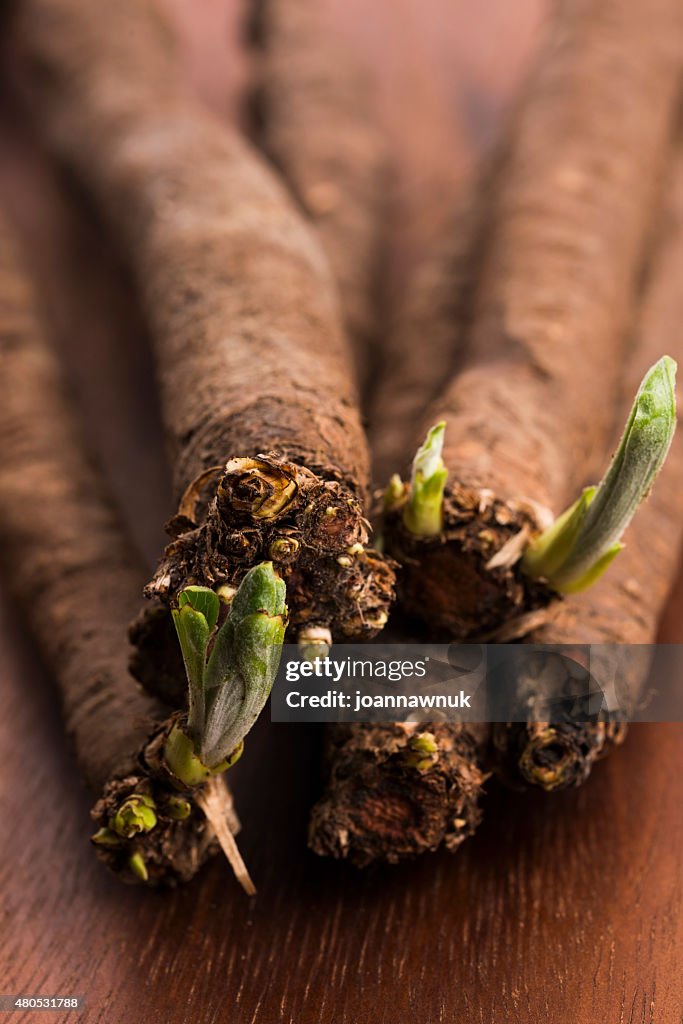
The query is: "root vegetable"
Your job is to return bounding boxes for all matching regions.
[308,722,489,867]
[370,167,495,484]
[310,0,683,862]
[382,0,683,641]
[494,147,683,790]
[12,0,395,658]
[309,58,500,869]
[0,209,239,887]
[251,0,387,395]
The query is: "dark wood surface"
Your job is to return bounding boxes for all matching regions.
[2,2,683,1020]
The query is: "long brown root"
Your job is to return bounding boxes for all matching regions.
[493,144,683,790]
[383,0,683,640]
[251,0,387,395]
[0,207,241,887]
[10,0,396,660]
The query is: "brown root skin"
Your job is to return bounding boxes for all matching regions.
[379,0,683,645]
[308,722,490,867]
[0,209,228,888]
[383,483,555,641]
[251,0,387,395]
[492,720,628,792]
[11,0,391,663]
[129,601,186,708]
[11,0,375,506]
[146,451,396,643]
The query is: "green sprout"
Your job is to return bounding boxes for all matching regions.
[91,827,122,848]
[402,732,439,771]
[523,356,677,593]
[165,563,287,786]
[401,421,449,537]
[162,795,192,820]
[110,794,157,838]
[128,852,149,883]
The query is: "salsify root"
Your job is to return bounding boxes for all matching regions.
[0,209,253,889]
[493,145,683,791]
[250,0,387,396]
[301,35,501,866]
[308,722,490,867]
[10,0,395,674]
[311,1,683,863]
[369,160,497,485]
[382,0,683,642]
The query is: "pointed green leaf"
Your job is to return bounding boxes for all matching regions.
[523,356,677,593]
[522,487,595,579]
[412,421,446,483]
[403,422,449,537]
[172,603,210,738]
[201,610,285,768]
[229,562,286,622]
[177,585,220,632]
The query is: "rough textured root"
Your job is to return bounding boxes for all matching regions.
[369,162,497,485]
[492,145,683,790]
[0,210,222,886]
[383,0,683,638]
[129,600,187,708]
[90,773,219,887]
[308,722,490,867]
[251,0,387,395]
[493,720,628,792]
[384,484,555,642]
[147,452,396,642]
[0,210,162,793]
[11,0,395,644]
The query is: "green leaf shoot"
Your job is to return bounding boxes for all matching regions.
[523,356,677,593]
[402,421,448,537]
[166,563,287,783]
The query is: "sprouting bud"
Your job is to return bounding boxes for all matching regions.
[402,732,439,771]
[91,827,122,847]
[177,586,220,630]
[298,625,332,662]
[172,587,221,741]
[523,356,677,593]
[411,733,438,755]
[383,473,405,511]
[269,536,300,561]
[163,795,193,820]
[110,794,158,838]
[164,721,215,787]
[168,564,287,780]
[403,422,449,537]
[363,610,389,631]
[229,562,286,621]
[128,852,149,883]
